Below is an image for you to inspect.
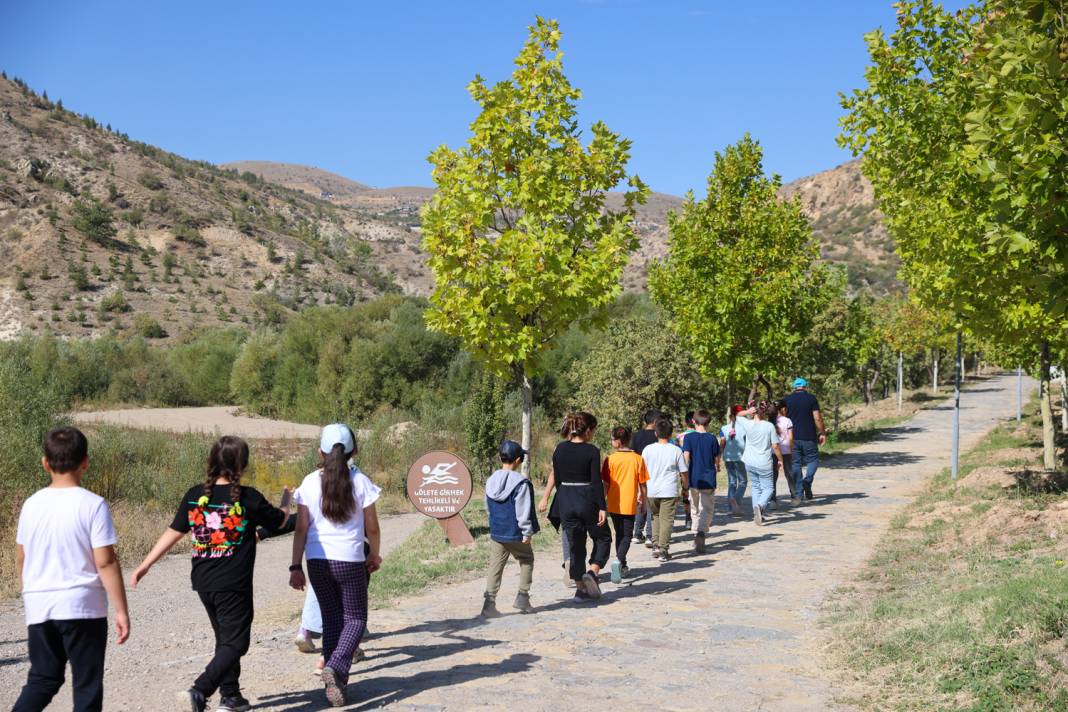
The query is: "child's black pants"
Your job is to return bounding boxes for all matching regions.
[194,590,253,698]
[13,617,107,712]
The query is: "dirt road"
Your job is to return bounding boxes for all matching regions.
[74,406,322,440]
[2,375,1031,710]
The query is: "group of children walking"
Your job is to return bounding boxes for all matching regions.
[13,380,827,710]
[14,423,378,712]
[484,377,827,607]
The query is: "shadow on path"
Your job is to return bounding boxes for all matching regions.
[824,450,924,470]
[255,653,541,711]
[358,633,502,676]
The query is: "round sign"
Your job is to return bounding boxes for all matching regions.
[406,451,473,520]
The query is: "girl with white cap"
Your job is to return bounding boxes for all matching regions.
[289,424,382,707]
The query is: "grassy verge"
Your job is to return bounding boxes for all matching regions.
[822,401,1068,711]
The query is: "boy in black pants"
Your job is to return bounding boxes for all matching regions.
[14,427,130,712]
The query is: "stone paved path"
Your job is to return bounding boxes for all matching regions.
[0,374,1030,711]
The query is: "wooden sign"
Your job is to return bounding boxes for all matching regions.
[406,451,474,547]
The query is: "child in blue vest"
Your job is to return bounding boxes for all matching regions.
[481,440,540,618]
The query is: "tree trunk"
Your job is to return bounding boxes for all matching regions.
[897,351,903,411]
[975,352,981,377]
[952,331,962,479]
[521,374,533,478]
[932,350,939,395]
[1040,341,1056,471]
[862,367,872,405]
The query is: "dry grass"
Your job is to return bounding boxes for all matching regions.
[822,400,1068,711]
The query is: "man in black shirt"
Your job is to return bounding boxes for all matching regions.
[630,410,662,544]
[782,378,826,500]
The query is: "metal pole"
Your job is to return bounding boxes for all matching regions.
[952,331,962,479]
[1017,365,1023,422]
[897,351,903,411]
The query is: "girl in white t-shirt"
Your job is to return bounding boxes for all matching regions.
[289,424,381,708]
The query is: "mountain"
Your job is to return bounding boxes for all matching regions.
[0,75,433,340]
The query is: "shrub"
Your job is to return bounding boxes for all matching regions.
[132,314,167,339]
[0,353,64,499]
[99,291,131,313]
[137,171,164,190]
[124,206,144,226]
[68,263,90,291]
[167,330,245,404]
[70,198,116,245]
[173,223,206,247]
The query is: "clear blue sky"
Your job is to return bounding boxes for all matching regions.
[0,1,960,196]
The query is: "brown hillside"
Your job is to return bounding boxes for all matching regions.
[0,76,434,340]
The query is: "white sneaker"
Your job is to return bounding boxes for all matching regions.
[294,628,316,654]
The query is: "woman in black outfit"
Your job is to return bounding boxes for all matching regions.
[538,412,611,602]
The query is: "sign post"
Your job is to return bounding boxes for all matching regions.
[406,451,475,547]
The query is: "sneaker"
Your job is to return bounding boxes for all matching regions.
[573,589,594,604]
[695,532,706,554]
[631,534,645,544]
[803,483,813,500]
[217,696,251,712]
[294,627,316,653]
[513,591,534,614]
[790,497,802,506]
[658,551,671,563]
[178,689,207,712]
[354,647,366,663]
[322,666,347,707]
[619,564,630,578]
[651,545,661,558]
[582,571,602,599]
[480,597,501,618]
[684,516,693,529]
[644,538,654,549]
[562,561,575,588]
[754,506,763,526]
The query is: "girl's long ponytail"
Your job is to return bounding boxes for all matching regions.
[320,442,356,524]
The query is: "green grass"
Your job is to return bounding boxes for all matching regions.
[823,400,1068,712]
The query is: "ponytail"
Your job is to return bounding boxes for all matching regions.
[560,411,598,439]
[205,435,250,504]
[320,442,356,524]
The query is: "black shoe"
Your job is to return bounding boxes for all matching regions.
[178,689,207,712]
[803,483,813,500]
[480,597,501,618]
[218,695,252,712]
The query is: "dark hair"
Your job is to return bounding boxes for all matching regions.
[320,426,357,525]
[684,410,695,427]
[756,401,777,421]
[654,418,673,440]
[43,427,88,473]
[204,435,249,504]
[642,409,662,426]
[694,409,712,426]
[776,399,788,414]
[560,412,597,439]
[611,425,632,445]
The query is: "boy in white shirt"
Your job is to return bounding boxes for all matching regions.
[641,419,688,562]
[14,427,129,712]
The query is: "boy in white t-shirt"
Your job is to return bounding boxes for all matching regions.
[14,427,130,712]
[642,419,688,562]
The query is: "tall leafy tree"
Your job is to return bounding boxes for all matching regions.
[840,0,1067,469]
[648,135,828,392]
[421,17,648,468]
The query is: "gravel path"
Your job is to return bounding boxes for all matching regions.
[1,375,1031,710]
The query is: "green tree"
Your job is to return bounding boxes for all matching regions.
[463,371,510,478]
[70,198,116,246]
[840,0,1067,469]
[648,135,828,393]
[420,17,648,468]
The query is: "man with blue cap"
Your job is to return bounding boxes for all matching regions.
[782,377,827,501]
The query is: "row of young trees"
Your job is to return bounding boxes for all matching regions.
[840,0,1067,470]
[419,16,1020,474]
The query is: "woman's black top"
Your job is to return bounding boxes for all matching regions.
[551,441,606,511]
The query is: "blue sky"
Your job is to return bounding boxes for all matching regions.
[0,1,959,196]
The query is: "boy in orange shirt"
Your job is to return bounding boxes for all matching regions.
[601,426,649,578]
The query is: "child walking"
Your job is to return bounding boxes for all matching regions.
[719,405,748,516]
[641,419,688,562]
[290,424,382,708]
[481,440,539,617]
[130,435,289,712]
[601,426,649,577]
[737,402,786,525]
[682,409,721,554]
[13,427,130,712]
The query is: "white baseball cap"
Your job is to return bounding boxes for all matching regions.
[320,423,356,455]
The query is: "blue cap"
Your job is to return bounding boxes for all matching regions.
[320,423,356,455]
[792,378,808,389]
[499,439,527,462]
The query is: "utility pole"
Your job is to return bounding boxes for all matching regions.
[951,331,962,480]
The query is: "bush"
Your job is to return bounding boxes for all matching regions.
[70,198,116,245]
[132,314,167,339]
[0,354,64,499]
[137,171,164,190]
[167,330,245,404]
[99,291,131,313]
[173,223,206,247]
